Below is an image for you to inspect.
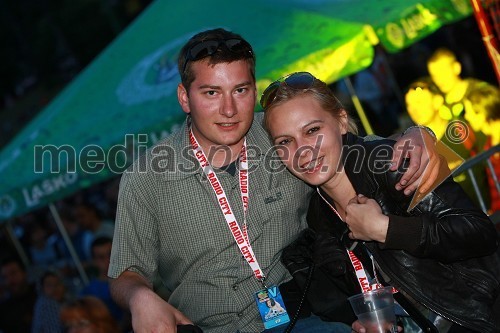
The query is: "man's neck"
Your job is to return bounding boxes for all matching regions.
[205,141,244,168]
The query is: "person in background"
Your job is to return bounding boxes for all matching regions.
[404,79,446,140]
[0,257,38,333]
[80,237,128,331]
[73,201,115,258]
[464,84,500,214]
[427,47,499,122]
[404,79,491,209]
[108,28,442,333]
[262,71,500,332]
[60,295,120,333]
[32,270,69,333]
[25,223,61,278]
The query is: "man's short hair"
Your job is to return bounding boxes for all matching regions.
[177,28,256,91]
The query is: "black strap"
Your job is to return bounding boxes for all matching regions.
[283,263,315,333]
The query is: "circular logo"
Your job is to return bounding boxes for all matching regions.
[116,32,195,106]
[385,22,405,49]
[0,195,16,218]
[446,120,470,144]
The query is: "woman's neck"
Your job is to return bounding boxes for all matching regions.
[320,168,356,219]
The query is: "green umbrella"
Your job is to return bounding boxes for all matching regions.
[0,0,472,222]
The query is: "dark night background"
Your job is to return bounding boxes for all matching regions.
[0,0,153,148]
[0,0,497,149]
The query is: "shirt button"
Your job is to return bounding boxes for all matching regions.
[232,284,238,291]
[237,312,243,317]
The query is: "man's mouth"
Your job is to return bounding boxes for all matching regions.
[217,122,239,128]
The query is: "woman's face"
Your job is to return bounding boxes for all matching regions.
[266,94,347,187]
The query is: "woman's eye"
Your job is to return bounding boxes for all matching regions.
[307,126,320,134]
[277,138,291,145]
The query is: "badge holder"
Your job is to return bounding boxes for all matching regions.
[254,281,290,330]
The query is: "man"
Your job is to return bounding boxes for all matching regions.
[0,257,38,333]
[109,28,441,333]
[427,47,499,121]
[80,237,127,329]
[426,48,496,208]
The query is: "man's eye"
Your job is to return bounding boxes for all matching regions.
[236,87,247,93]
[205,90,216,96]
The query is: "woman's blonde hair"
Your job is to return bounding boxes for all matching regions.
[263,74,358,134]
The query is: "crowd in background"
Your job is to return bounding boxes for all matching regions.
[0,177,132,332]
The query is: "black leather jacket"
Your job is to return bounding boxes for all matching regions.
[285,133,500,332]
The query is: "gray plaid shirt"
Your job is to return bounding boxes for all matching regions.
[109,112,312,333]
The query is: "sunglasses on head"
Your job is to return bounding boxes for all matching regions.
[260,72,315,110]
[182,38,253,73]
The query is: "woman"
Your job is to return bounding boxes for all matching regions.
[261,72,500,332]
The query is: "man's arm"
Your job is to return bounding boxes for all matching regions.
[390,126,441,195]
[110,270,192,333]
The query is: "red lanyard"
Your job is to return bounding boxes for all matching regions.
[190,129,264,281]
[316,188,383,292]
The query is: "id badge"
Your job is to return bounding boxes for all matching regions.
[254,285,290,329]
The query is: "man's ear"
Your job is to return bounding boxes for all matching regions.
[178,83,190,115]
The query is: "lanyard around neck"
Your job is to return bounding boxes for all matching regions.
[189,129,265,282]
[316,188,382,292]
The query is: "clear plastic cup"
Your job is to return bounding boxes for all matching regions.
[348,286,397,333]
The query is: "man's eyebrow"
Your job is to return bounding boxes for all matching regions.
[198,84,221,90]
[197,81,253,90]
[235,81,253,88]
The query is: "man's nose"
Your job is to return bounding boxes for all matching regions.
[220,94,237,117]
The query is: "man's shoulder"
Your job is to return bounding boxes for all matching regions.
[121,121,194,182]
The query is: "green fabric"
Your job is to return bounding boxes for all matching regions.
[0,0,471,221]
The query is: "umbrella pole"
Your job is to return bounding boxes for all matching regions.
[470,0,500,85]
[343,77,374,135]
[376,46,406,113]
[4,222,31,269]
[49,203,89,286]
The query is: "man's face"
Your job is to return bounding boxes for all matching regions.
[43,275,66,302]
[428,57,460,94]
[178,60,256,155]
[92,242,112,275]
[1,262,27,295]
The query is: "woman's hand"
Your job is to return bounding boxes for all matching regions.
[345,194,389,243]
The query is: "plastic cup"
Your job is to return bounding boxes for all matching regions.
[348,286,397,333]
